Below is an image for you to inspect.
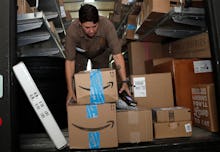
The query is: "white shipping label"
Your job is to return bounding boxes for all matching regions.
[185,123,192,133]
[133,77,146,97]
[0,75,2,98]
[193,60,212,73]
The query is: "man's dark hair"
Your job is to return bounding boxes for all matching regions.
[79,4,99,23]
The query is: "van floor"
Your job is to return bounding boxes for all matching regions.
[20,127,220,152]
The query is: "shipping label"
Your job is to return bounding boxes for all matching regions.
[133,77,146,97]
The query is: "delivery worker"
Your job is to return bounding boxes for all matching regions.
[64,4,131,103]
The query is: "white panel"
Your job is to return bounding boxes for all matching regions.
[12,62,67,150]
[0,75,3,98]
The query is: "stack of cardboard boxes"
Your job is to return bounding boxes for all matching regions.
[67,69,119,149]
[152,107,192,139]
[67,68,193,149]
[127,31,218,136]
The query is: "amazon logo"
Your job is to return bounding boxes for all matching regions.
[78,81,114,91]
[72,120,114,132]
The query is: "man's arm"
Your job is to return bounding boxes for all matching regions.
[112,53,131,96]
[65,60,77,103]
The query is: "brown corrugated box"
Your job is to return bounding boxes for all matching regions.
[117,108,153,143]
[136,0,171,34]
[130,73,174,108]
[17,0,33,14]
[154,121,192,139]
[152,106,191,123]
[192,83,219,132]
[153,59,214,119]
[125,15,137,40]
[163,32,211,58]
[68,103,118,149]
[74,68,118,104]
[145,57,173,74]
[128,42,163,75]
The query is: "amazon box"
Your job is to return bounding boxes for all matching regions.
[154,121,192,139]
[192,83,218,132]
[130,73,174,108]
[117,108,153,143]
[68,103,118,149]
[152,106,191,123]
[74,68,118,104]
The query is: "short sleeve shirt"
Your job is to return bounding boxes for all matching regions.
[65,16,121,61]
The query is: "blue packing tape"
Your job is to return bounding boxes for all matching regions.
[89,132,100,149]
[90,69,105,104]
[127,24,136,30]
[86,105,98,119]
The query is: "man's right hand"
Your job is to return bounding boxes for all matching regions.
[66,91,77,105]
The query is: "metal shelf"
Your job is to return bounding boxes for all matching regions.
[17,11,66,58]
[172,7,206,27]
[18,47,61,57]
[155,27,203,38]
[38,0,66,35]
[17,31,50,46]
[137,7,206,41]
[17,11,58,33]
[18,40,64,58]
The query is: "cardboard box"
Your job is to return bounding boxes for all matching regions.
[117,108,153,143]
[192,83,219,132]
[136,0,171,34]
[68,103,118,149]
[163,32,211,58]
[145,57,173,74]
[154,121,192,139]
[125,15,137,40]
[130,73,174,108]
[153,59,214,117]
[128,42,163,75]
[74,68,118,104]
[17,0,33,14]
[152,106,191,123]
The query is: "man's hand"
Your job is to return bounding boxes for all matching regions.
[113,53,132,96]
[66,90,77,106]
[65,60,76,106]
[119,82,131,96]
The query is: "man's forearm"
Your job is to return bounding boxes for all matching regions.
[65,60,75,92]
[113,53,127,81]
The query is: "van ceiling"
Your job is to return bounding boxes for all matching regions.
[63,0,116,19]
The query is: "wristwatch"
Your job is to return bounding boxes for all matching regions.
[121,79,131,86]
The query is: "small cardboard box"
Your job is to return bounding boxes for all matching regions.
[130,73,174,108]
[154,121,192,139]
[192,83,218,132]
[67,103,118,149]
[116,108,153,143]
[125,15,137,40]
[74,68,118,104]
[152,107,191,123]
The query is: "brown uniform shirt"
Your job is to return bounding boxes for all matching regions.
[65,16,121,72]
